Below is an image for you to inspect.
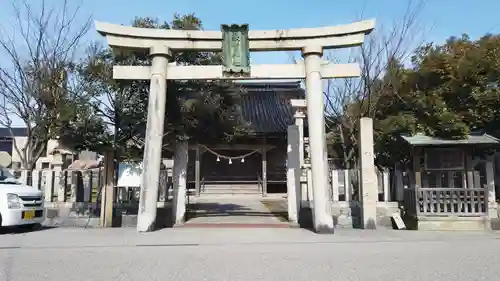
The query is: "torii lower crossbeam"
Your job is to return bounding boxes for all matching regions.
[113,63,360,80]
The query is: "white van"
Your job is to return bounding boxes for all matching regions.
[0,168,45,228]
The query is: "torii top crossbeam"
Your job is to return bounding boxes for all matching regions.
[95,20,375,81]
[95,20,375,52]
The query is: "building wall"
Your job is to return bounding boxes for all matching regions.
[10,137,60,168]
[2,137,74,169]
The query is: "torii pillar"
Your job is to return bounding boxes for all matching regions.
[302,46,334,233]
[136,46,170,232]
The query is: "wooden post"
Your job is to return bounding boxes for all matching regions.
[100,151,115,227]
[413,147,422,217]
[466,153,474,188]
[394,166,404,202]
[262,148,267,197]
[195,145,201,196]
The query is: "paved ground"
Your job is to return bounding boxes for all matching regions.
[1,227,500,281]
[185,197,289,225]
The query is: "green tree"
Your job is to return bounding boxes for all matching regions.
[61,14,248,160]
[0,0,91,169]
[370,34,500,167]
[324,0,427,169]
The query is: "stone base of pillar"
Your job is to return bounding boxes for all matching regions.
[298,207,313,229]
[173,220,185,227]
[313,225,335,234]
[289,222,300,228]
[139,223,156,232]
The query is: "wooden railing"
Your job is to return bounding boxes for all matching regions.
[417,188,487,216]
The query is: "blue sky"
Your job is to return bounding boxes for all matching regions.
[2,0,499,64]
[0,0,499,126]
[90,0,499,64]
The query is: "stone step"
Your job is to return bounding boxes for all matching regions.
[202,184,260,189]
[201,189,262,194]
[200,185,261,195]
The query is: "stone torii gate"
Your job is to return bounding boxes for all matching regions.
[95,19,375,233]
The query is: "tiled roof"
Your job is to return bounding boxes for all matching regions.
[238,81,305,134]
[402,132,500,146]
[0,127,28,138]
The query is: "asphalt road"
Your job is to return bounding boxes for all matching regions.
[1,227,500,281]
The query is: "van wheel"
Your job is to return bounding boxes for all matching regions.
[30,223,42,231]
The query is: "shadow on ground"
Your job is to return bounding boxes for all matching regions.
[185,201,289,223]
[0,225,57,235]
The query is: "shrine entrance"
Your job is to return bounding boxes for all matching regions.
[95,19,375,232]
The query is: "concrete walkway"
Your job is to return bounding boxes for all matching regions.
[184,196,289,226]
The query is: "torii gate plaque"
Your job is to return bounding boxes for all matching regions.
[95,19,375,233]
[221,24,251,76]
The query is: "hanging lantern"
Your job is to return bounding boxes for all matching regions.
[229,158,232,164]
[241,158,245,163]
[216,156,220,162]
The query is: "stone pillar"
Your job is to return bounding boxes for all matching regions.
[301,140,312,207]
[331,169,339,202]
[100,151,115,227]
[19,170,28,185]
[137,45,170,232]
[172,141,188,226]
[83,171,92,203]
[486,156,498,220]
[291,100,307,207]
[31,170,40,190]
[68,171,79,202]
[383,169,390,202]
[358,117,378,229]
[344,169,350,202]
[43,170,54,202]
[302,45,334,233]
[52,154,65,202]
[262,148,267,197]
[287,125,301,226]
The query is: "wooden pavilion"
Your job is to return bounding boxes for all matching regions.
[400,132,500,230]
[185,80,305,196]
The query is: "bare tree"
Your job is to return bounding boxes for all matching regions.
[324,0,428,169]
[0,0,91,169]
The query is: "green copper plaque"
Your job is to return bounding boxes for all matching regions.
[221,24,250,76]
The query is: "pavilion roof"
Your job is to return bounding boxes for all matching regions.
[401,132,500,146]
[238,81,305,134]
